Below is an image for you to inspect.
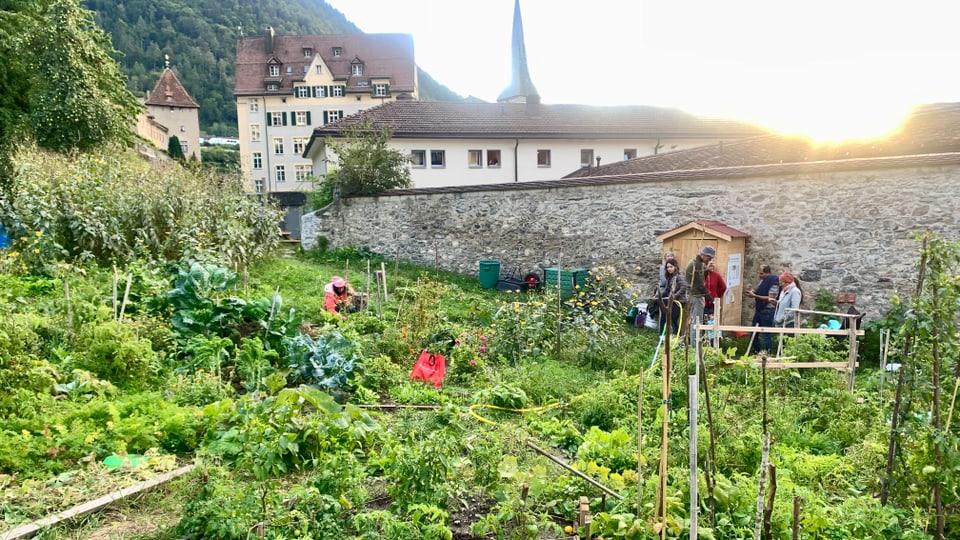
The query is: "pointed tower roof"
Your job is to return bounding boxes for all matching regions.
[497,0,540,104]
[145,68,199,108]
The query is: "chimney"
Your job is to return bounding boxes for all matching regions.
[266,26,275,54]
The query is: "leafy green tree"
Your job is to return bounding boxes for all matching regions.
[0,0,141,186]
[168,135,186,160]
[323,124,412,198]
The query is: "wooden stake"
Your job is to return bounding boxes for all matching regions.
[380,262,388,302]
[365,260,372,312]
[64,282,73,334]
[637,368,645,518]
[526,441,624,500]
[763,464,777,540]
[394,244,400,293]
[112,265,118,320]
[688,373,699,539]
[697,347,718,527]
[118,272,132,324]
[792,495,801,540]
[754,432,771,540]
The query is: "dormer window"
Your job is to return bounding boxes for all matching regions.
[303,47,313,57]
[286,66,292,74]
[333,47,342,57]
[268,65,280,77]
[351,61,363,76]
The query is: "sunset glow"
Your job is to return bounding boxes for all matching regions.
[327,0,959,143]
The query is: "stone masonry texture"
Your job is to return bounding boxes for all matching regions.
[302,164,960,322]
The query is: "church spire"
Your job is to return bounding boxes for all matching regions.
[497,0,540,104]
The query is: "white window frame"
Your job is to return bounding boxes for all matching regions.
[303,48,312,58]
[292,137,307,155]
[249,99,259,112]
[487,149,501,168]
[410,150,426,168]
[266,83,279,92]
[252,152,262,169]
[268,65,280,77]
[537,149,551,167]
[275,165,286,182]
[295,111,308,126]
[580,149,594,168]
[351,63,363,76]
[333,47,342,57]
[295,86,310,98]
[373,83,388,97]
[313,85,326,97]
[316,65,322,74]
[250,124,261,142]
[295,164,311,182]
[467,150,482,168]
[273,137,284,155]
[332,86,344,97]
[254,179,264,194]
[623,148,637,160]
[270,112,283,126]
[430,150,445,168]
[326,110,341,123]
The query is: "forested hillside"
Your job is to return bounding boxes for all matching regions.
[84,0,464,135]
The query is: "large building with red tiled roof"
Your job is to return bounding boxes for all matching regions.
[235,28,417,195]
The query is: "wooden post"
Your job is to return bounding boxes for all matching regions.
[64,282,73,334]
[792,495,801,540]
[754,432,771,540]
[112,265,118,320]
[637,368,645,518]
[846,314,858,391]
[688,373,699,539]
[380,262,388,302]
[763,464,777,540]
[365,260,372,312]
[118,272,132,324]
[394,244,400,293]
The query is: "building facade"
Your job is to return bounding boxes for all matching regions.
[303,101,767,187]
[235,29,417,194]
[139,66,201,161]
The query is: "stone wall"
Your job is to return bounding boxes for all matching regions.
[302,162,960,321]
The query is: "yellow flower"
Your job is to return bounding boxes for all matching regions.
[7,251,18,258]
[34,249,40,254]
[35,231,42,237]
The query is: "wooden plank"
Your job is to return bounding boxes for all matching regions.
[701,324,863,337]
[723,361,858,370]
[1,464,195,540]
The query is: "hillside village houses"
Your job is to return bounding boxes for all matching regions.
[302,0,765,189]
[134,58,202,161]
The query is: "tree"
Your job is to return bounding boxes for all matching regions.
[0,0,142,186]
[324,123,412,197]
[168,135,186,160]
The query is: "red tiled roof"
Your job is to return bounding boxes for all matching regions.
[563,102,960,178]
[308,100,768,139]
[235,33,416,96]
[145,69,198,108]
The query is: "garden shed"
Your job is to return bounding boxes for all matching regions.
[656,220,749,327]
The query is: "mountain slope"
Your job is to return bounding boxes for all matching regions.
[85,0,463,135]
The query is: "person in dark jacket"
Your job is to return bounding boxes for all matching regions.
[657,258,688,336]
[746,264,780,352]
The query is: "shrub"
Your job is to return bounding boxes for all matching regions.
[73,321,160,390]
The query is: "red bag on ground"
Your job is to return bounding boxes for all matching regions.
[410,350,446,388]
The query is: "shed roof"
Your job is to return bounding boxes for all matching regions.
[656,220,750,242]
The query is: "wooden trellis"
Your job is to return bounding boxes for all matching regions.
[695,308,866,391]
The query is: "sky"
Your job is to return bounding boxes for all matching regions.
[325,0,960,141]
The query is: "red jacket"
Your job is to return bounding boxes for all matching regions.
[704,271,727,308]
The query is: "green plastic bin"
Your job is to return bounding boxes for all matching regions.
[479,260,501,289]
[543,267,588,298]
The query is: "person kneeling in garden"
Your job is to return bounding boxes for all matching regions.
[324,275,357,317]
